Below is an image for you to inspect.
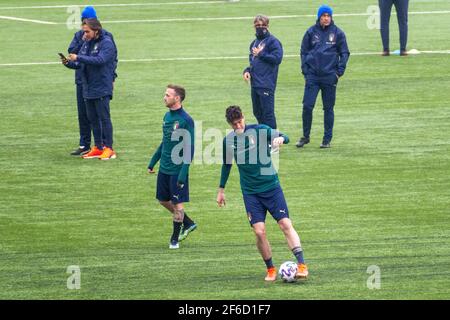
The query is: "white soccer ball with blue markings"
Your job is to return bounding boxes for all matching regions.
[279,261,298,282]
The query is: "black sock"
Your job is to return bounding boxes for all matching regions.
[183,213,194,227]
[264,258,274,269]
[292,247,305,264]
[171,221,182,243]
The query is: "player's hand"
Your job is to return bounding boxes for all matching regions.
[68,53,77,61]
[272,137,285,148]
[148,168,155,174]
[217,189,226,207]
[243,72,251,83]
[252,44,264,56]
[61,57,68,65]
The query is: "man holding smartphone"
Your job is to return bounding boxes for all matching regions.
[62,6,117,156]
[63,18,118,160]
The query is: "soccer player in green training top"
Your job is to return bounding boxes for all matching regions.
[148,85,197,249]
[216,106,308,281]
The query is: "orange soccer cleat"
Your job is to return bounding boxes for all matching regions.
[264,267,277,281]
[98,147,117,160]
[82,146,103,159]
[295,263,309,280]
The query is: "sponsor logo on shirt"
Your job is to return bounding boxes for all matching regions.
[312,34,320,45]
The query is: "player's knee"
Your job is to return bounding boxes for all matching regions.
[303,104,314,112]
[278,218,293,233]
[253,227,266,239]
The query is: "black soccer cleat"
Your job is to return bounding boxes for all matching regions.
[70,146,90,156]
[296,137,310,148]
[320,142,331,148]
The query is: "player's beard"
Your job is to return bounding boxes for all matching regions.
[165,100,175,109]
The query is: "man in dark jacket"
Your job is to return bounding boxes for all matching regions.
[65,18,118,160]
[66,6,118,156]
[243,14,283,129]
[296,5,350,149]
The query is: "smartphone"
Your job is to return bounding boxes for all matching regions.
[58,53,67,60]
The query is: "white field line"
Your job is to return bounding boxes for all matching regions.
[0,1,311,10]
[82,11,450,24]
[1,50,449,67]
[0,15,57,24]
[0,1,229,10]
[1,10,449,25]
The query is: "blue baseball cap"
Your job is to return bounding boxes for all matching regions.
[81,6,97,20]
[317,5,333,19]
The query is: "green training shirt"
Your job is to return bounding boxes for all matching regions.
[219,124,289,194]
[148,107,195,183]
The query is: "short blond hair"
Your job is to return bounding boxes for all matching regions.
[254,14,269,26]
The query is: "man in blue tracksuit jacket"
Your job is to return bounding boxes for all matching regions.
[64,18,118,160]
[296,5,350,149]
[66,6,118,156]
[243,14,283,129]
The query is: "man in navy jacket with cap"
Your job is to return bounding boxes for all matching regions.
[64,18,118,160]
[243,14,283,130]
[66,6,117,156]
[296,5,350,149]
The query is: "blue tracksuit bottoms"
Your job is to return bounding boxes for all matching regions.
[76,84,91,148]
[302,75,338,144]
[378,0,409,51]
[85,96,113,149]
[251,87,277,129]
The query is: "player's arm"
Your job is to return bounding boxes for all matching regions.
[243,41,254,82]
[148,141,162,173]
[76,40,115,65]
[68,30,83,55]
[300,30,311,76]
[258,39,283,65]
[336,30,350,77]
[177,119,195,187]
[268,127,290,147]
[217,166,231,207]
[217,137,233,207]
[63,60,80,69]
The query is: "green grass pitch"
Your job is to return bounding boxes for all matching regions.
[0,0,449,299]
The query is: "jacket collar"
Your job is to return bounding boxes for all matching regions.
[315,20,335,31]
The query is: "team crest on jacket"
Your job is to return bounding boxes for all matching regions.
[173,121,180,130]
[327,33,336,44]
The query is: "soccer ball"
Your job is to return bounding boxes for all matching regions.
[279,261,298,283]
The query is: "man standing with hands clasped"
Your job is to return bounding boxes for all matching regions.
[296,5,350,149]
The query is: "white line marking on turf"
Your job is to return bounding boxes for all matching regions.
[0,1,228,10]
[1,9,449,25]
[0,15,57,24]
[1,50,449,67]
[71,11,450,24]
